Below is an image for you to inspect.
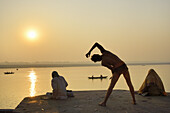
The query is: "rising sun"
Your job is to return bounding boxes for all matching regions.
[27,30,37,40]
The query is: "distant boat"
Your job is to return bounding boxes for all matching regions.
[4,72,14,74]
[88,75,107,79]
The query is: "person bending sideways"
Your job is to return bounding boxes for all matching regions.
[86,42,136,106]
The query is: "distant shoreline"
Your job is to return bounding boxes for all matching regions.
[0,62,170,68]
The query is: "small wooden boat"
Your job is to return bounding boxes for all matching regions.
[4,72,14,74]
[88,75,107,79]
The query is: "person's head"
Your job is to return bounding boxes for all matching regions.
[149,69,154,73]
[52,71,59,78]
[91,54,102,62]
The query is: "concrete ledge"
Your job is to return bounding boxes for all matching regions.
[15,90,170,113]
[0,109,15,113]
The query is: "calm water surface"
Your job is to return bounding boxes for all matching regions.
[0,65,170,109]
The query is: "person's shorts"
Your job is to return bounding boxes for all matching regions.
[112,64,128,74]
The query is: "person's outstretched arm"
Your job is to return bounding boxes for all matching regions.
[86,42,106,58]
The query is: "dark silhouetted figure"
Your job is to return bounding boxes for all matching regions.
[138,69,167,96]
[86,42,136,106]
[51,71,68,99]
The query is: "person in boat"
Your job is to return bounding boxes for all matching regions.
[100,75,103,78]
[138,69,167,96]
[51,71,68,99]
[86,42,136,106]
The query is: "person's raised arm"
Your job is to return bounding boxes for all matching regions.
[86,42,105,58]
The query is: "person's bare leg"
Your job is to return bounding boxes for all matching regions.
[99,72,120,106]
[123,70,136,104]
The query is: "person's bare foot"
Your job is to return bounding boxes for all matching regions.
[98,102,106,107]
[132,101,136,105]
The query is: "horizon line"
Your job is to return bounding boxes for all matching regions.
[0,62,170,69]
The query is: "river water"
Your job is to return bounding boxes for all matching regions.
[0,64,170,109]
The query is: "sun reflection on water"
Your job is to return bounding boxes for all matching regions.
[28,71,37,97]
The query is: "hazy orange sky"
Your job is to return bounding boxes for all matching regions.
[0,0,170,63]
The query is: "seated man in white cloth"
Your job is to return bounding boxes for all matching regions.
[51,71,68,99]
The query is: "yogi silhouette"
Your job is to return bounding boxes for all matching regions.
[86,42,136,106]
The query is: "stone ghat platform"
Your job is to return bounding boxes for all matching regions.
[14,90,170,113]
